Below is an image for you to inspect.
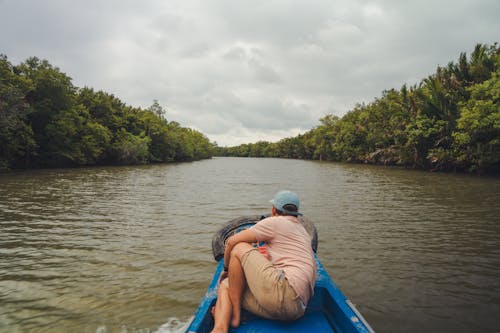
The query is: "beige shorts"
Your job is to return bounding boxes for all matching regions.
[226,248,305,321]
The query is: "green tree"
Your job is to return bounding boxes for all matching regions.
[453,69,500,172]
[15,57,78,166]
[77,88,126,132]
[0,55,36,169]
[148,99,166,121]
[43,105,111,166]
[469,43,497,84]
[109,128,150,165]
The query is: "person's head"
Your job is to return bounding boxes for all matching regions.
[270,190,302,217]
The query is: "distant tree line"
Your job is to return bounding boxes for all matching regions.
[216,43,500,174]
[0,56,214,170]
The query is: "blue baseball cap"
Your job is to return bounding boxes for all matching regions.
[270,190,302,216]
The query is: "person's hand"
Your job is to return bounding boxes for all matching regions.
[219,270,228,283]
[225,236,235,249]
[223,236,235,269]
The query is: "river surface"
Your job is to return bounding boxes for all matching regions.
[1,157,499,333]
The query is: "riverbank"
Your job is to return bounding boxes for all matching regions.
[215,43,500,175]
[0,56,214,171]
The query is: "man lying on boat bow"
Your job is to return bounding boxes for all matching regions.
[211,191,317,333]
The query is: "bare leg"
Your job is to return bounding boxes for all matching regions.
[210,282,232,333]
[228,243,254,328]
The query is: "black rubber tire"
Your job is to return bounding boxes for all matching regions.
[211,214,318,261]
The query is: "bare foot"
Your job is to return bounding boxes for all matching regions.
[210,327,225,333]
[210,328,225,333]
[230,310,240,328]
[210,306,228,333]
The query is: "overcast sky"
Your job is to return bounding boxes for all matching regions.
[1,0,498,146]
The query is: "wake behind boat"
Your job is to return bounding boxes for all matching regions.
[186,215,374,333]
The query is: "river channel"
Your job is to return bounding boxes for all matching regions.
[1,157,499,333]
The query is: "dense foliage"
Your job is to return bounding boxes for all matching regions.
[0,56,213,170]
[216,44,500,174]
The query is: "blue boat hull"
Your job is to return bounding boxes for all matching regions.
[186,256,374,332]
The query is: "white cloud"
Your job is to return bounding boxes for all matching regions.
[0,0,499,146]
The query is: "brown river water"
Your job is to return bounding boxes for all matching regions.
[1,157,499,333]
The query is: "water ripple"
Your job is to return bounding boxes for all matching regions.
[1,159,500,332]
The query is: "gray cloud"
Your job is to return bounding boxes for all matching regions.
[1,0,499,146]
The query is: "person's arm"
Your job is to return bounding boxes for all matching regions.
[223,229,258,270]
